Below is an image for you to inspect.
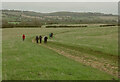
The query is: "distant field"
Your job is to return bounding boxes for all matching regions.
[2,26,118,80]
[2,10,118,26]
[8,22,20,24]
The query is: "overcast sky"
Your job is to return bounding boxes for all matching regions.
[2,2,118,15]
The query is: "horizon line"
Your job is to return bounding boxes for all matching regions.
[1,9,118,15]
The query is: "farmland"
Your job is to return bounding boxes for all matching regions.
[2,10,118,28]
[2,26,118,80]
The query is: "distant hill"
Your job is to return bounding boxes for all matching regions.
[1,10,118,28]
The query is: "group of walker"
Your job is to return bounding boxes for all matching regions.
[22,33,53,43]
[36,35,47,43]
[36,33,53,43]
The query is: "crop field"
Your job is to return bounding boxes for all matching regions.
[2,26,118,80]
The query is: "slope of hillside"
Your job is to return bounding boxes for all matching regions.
[2,10,118,27]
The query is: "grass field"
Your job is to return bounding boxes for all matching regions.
[0,29,2,81]
[2,26,118,80]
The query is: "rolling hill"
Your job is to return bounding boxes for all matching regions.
[2,10,118,27]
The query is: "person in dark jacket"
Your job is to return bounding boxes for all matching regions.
[39,35,42,43]
[49,33,53,38]
[51,33,53,38]
[36,36,39,43]
[44,36,48,43]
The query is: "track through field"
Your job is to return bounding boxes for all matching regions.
[32,38,118,77]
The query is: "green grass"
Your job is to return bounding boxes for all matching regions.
[53,27,118,55]
[0,29,2,81]
[2,27,118,80]
[8,22,20,24]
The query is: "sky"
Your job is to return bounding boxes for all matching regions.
[1,0,119,2]
[2,2,118,15]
